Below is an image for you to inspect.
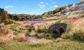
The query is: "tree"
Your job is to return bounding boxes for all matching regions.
[0,8,12,24]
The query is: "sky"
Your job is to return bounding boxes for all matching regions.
[0,0,80,15]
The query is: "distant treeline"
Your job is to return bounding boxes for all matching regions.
[8,14,42,21]
[0,8,42,21]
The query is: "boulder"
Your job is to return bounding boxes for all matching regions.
[48,23,67,38]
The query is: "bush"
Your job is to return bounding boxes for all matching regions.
[33,20,57,32]
[62,31,84,41]
[61,21,84,41]
[0,8,13,24]
[9,24,28,37]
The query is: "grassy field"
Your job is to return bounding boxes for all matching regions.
[0,17,84,50]
[0,38,84,50]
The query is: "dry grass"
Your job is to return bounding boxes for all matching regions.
[33,20,59,32]
[0,13,84,50]
[0,38,84,50]
[62,18,84,41]
[67,14,84,18]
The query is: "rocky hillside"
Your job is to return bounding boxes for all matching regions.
[42,1,84,18]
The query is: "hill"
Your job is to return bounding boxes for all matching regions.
[0,1,84,50]
[42,1,84,18]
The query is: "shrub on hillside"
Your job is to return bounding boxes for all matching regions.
[9,24,28,37]
[61,18,84,41]
[0,8,13,24]
[62,29,84,41]
[0,24,15,43]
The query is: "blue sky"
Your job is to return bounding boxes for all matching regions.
[0,0,80,15]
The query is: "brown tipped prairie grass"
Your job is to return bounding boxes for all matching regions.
[67,14,84,18]
[0,38,84,50]
[33,20,59,32]
[62,18,84,41]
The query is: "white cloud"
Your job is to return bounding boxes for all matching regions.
[46,2,49,5]
[40,2,44,4]
[38,1,59,10]
[38,4,46,9]
[38,2,46,9]
[53,5,59,8]
[38,2,49,9]
[4,5,14,9]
